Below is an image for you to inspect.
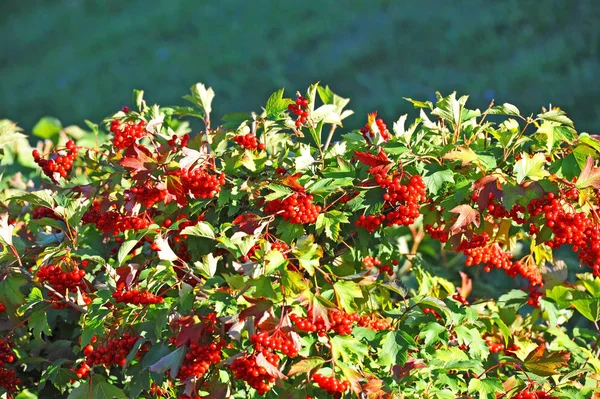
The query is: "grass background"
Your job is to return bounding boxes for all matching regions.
[1,0,599,133]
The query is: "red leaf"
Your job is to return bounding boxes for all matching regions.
[281,173,305,192]
[239,299,273,321]
[458,271,472,299]
[119,144,155,176]
[354,148,393,175]
[576,156,600,189]
[392,358,426,379]
[255,352,287,379]
[449,204,480,234]
[233,213,263,235]
[523,344,571,376]
[471,175,502,212]
[115,264,139,290]
[166,175,187,206]
[175,316,209,347]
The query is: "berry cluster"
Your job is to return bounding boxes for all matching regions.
[127,182,167,208]
[264,193,321,225]
[288,95,309,127]
[353,172,427,233]
[234,133,265,151]
[425,224,449,243]
[180,168,226,200]
[32,140,77,182]
[355,214,386,233]
[32,206,60,220]
[360,113,391,142]
[358,313,392,331]
[451,293,469,306]
[177,340,225,381]
[361,256,394,276]
[312,373,350,394]
[290,308,361,336]
[485,337,505,353]
[83,208,152,235]
[168,133,190,147]
[457,234,543,287]
[250,330,298,358]
[0,339,19,393]
[36,263,91,309]
[514,390,557,399]
[78,333,146,373]
[423,308,441,319]
[110,120,147,150]
[230,351,280,396]
[113,289,164,305]
[379,174,426,226]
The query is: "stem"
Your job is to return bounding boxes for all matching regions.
[323,124,337,152]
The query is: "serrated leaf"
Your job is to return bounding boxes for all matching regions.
[576,156,600,189]
[468,378,503,399]
[295,144,315,171]
[180,221,216,239]
[315,210,349,241]
[537,109,574,127]
[265,184,293,201]
[523,344,570,376]
[488,103,520,116]
[264,250,287,275]
[184,83,214,117]
[449,204,480,234]
[513,153,549,183]
[0,276,26,308]
[288,357,326,376]
[333,280,363,313]
[256,352,287,379]
[29,309,52,340]
[422,164,454,196]
[149,346,186,378]
[193,253,220,278]
[376,330,410,368]
[331,335,368,364]
[443,146,479,166]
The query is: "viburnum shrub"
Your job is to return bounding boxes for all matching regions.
[1,84,600,398]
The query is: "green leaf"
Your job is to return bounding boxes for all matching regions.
[513,152,549,183]
[376,330,410,368]
[184,83,215,118]
[537,109,574,128]
[0,276,26,308]
[468,378,503,399]
[265,184,293,201]
[33,117,62,139]
[487,103,520,116]
[117,239,140,266]
[315,210,349,241]
[264,250,288,275]
[0,120,26,148]
[571,298,600,322]
[536,120,577,153]
[265,88,293,117]
[180,221,216,239]
[330,335,367,364]
[149,346,186,378]
[193,253,220,278]
[29,309,52,340]
[333,280,363,313]
[422,322,446,347]
[422,164,454,196]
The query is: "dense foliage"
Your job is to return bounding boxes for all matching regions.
[0,83,600,398]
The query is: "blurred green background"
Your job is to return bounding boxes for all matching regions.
[1,0,600,133]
